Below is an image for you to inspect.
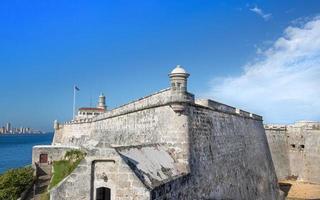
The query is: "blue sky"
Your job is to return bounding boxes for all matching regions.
[0,0,319,131]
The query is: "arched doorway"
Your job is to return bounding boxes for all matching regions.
[96,187,111,200]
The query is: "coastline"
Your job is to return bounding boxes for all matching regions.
[0,133,53,174]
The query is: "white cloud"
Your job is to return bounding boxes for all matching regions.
[250,6,272,21]
[204,16,320,124]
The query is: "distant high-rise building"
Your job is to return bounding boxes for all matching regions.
[5,123,11,133]
[0,123,41,134]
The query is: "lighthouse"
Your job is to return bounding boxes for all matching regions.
[97,93,107,110]
[75,93,107,120]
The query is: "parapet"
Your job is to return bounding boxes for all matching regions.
[62,88,195,125]
[264,124,287,131]
[264,121,320,131]
[292,121,320,129]
[195,99,263,121]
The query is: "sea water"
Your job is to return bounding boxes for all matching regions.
[0,133,53,174]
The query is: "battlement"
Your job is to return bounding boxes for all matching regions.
[264,121,320,131]
[94,88,193,122]
[62,89,172,126]
[195,99,263,121]
[59,88,195,127]
[264,124,287,131]
[60,93,260,127]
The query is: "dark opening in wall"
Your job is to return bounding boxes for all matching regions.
[300,145,305,149]
[291,144,296,148]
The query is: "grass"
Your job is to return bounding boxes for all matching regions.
[40,191,50,200]
[48,150,85,189]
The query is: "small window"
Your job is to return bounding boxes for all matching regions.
[39,154,48,163]
[291,144,296,148]
[300,145,305,149]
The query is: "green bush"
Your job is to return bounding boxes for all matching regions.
[0,167,34,200]
[64,149,85,162]
[0,187,20,200]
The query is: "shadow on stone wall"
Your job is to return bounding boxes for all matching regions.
[279,182,292,197]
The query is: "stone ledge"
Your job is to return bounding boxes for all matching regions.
[195,99,263,121]
[62,89,195,126]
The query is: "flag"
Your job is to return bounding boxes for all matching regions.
[75,86,80,91]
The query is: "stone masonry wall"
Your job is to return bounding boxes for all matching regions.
[286,126,305,180]
[303,129,320,183]
[151,104,280,200]
[53,89,191,167]
[265,123,320,184]
[32,146,78,165]
[50,148,150,200]
[53,89,173,145]
[186,105,280,199]
[265,129,290,180]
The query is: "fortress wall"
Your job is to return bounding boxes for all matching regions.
[303,130,320,183]
[53,89,172,146]
[53,122,94,145]
[265,124,320,184]
[265,129,290,180]
[53,89,190,165]
[151,175,191,199]
[91,105,186,146]
[50,148,150,200]
[95,88,172,121]
[90,105,189,165]
[286,127,320,183]
[52,127,63,145]
[50,158,91,200]
[286,127,305,179]
[32,146,78,165]
[185,105,280,200]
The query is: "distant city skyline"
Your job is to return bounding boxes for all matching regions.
[0,1,319,131]
[0,122,43,134]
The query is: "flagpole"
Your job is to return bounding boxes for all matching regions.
[73,86,76,120]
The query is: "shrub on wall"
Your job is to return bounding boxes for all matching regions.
[64,149,86,162]
[0,167,34,200]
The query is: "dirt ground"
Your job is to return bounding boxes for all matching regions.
[279,180,320,200]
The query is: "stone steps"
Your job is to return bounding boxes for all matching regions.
[25,165,52,200]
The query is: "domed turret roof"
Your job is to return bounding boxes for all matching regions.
[171,65,188,74]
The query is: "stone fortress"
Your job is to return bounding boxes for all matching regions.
[265,121,320,184]
[33,65,283,200]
